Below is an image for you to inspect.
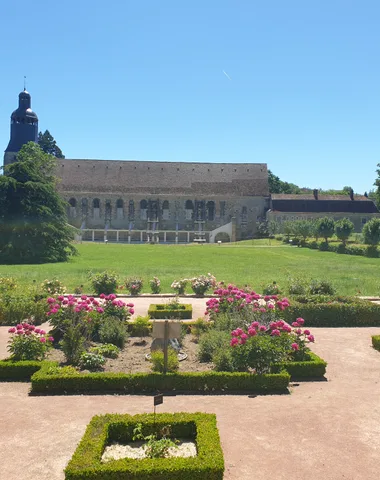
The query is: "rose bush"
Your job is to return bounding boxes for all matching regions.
[7,323,53,361]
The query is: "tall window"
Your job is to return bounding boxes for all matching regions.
[68,198,77,217]
[207,201,215,221]
[128,200,135,220]
[162,200,170,220]
[116,199,123,220]
[140,200,148,220]
[185,200,194,220]
[93,198,100,219]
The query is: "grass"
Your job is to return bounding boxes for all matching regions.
[0,240,379,295]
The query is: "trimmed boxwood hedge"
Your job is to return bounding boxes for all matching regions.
[284,299,380,327]
[148,304,193,319]
[271,352,327,379]
[65,413,224,480]
[0,360,55,381]
[372,335,380,351]
[31,366,290,395]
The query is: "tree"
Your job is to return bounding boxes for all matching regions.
[268,170,300,194]
[374,163,380,210]
[38,130,65,158]
[0,142,76,264]
[293,220,313,241]
[335,218,354,245]
[316,217,335,243]
[362,218,380,245]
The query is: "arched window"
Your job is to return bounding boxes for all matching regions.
[162,200,170,220]
[68,198,77,217]
[185,200,194,220]
[93,198,100,208]
[241,206,248,224]
[69,198,77,207]
[140,200,148,220]
[207,201,215,221]
[128,200,135,220]
[116,199,123,208]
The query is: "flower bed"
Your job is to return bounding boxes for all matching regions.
[30,365,290,395]
[65,413,224,480]
[283,298,380,327]
[372,335,380,351]
[148,304,193,319]
[271,352,327,379]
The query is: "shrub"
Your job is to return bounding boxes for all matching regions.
[365,245,379,258]
[0,277,17,294]
[309,279,336,295]
[198,330,230,362]
[372,335,380,351]
[130,315,151,337]
[40,278,66,295]
[191,317,211,342]
[7,324,53,361]
[212,348,234,372]
[89,271,119,295]
[98,317,128,348]
[45,365,79,376]
[262,281,282,295]
[287,276,307,296]
[148,303,192,319]
[335,218,354,245]
[362,218,380,245]
[318,240,329,251]
[79,352,106,370]
[271,351,327,379]
[0,294,35,326]
[125,277,144,295]
[132,423,178,458]
[171,279,188,295]
[90,343,120,359]
[149,277,161,294]
[190,274,216,296]
[0,360,54,381]
[150,348,179,373]
[65,413,225,480]
[61,324,87,365]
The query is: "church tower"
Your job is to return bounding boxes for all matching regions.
[4,89,38,166]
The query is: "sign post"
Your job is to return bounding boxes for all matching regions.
[153,394,163,424]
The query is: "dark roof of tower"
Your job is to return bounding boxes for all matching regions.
[11,89,38,121]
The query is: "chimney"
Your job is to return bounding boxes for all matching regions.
[364,192,368,198]
[349,188,354,201]
[313,189,318,200]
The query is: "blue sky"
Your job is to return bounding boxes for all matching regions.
[1,1,379,193]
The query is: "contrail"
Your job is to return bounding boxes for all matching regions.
[223,70,231,80]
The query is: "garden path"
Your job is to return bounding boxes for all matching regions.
[0,321,380,479]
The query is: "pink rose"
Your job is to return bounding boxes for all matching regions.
[129,308,135,315]
[304,329,310,335]
[307,335,315,342]
[271,329,281,337]
[292,322,300,328]
[230,337,239,347]
[8,327,16,333]
[259,325,266,332]
[39,337,46,343]
[39,330,46,335]
[248,328,257,336]
[57,296,64,302]
[296,318,305,326]
[16,324,23,330]
[48,337,54,342]
[97,307,104,314]
[99,294,106,299]
[291,343,299,351]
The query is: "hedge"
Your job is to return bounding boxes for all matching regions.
[31,366,290,395]
[0,360,55,381]
[65,413,224,480]
[148,304,193,320]
[372,335,380,351]
[271,352,327,379]
[284,299,380,327]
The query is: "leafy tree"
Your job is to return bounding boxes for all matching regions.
[335,218,354,245]
[293,220,313,241]
[0,142,76,264]
[362,218,380,245]
[374,163,380,210]
[38,130,65,158]
[268,170,300,194]
[316,217,335,243]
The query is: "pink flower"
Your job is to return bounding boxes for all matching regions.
[48,337,54,342]
[307,335,315,342]
[291,343,299,351]
[62,299,68,305]
[267,303,275,309]
[230,337,239,347]
[97,307,104,314]
[259,325,266,332]
[8,327,16,333]
[295,328,302,335]
[34,328,41,334]
[129,308,135,315]
[57,296,64,302]
[296,318,305,326]
[39,337,46,343]
[304,329,310,335]
[292,322,300,328]
[81,295,88,300]
[240,333,248,341]
[39,330,46,335]
[271,329,281,337]
[248,328,257,336]
[251,322,259,328]
[99,293,106,299]
[47,297,55,304]
[259,307,266,313]
[16,324,23,330]
[16,330,23,335]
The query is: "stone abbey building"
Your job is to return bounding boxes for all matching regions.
[4,89,270,243]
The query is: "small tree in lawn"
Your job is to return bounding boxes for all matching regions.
[316,217,335,243]
[0,142,76,264]
[293,220,313,241]
[335,218,354,246]
[362,218,380,245]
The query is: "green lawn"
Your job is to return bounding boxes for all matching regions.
[0,241,379,295]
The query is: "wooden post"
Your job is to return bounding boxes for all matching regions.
[163,320,169,374]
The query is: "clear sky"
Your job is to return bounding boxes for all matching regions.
[1,0,379,193]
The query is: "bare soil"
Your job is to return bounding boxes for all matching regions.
[47,334,213,373]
